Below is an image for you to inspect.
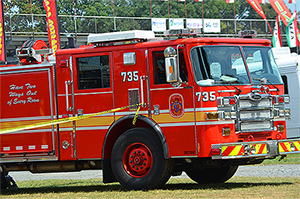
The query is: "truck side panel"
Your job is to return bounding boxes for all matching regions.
[0,66,57,162]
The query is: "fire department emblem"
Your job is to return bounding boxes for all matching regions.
[169,93,184,118]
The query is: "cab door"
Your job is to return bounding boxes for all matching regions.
[148,47,196,158]
[72,52,114,159]
[113,49,149,121]
[56,55,77,160]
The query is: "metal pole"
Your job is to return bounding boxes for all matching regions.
[73,0,77,43]
[31,14,35,40]
[113,0,116,30]
[74,16,77,43]
[95,17,97,33]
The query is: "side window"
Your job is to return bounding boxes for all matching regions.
[77,55,110,89]
[281,75,289,94]
[153,50,188,85]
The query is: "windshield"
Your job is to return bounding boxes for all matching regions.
[191,46,251,86]
[242,47,283,84]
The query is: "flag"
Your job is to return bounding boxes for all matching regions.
[272,15,282,48]
[269,0,292,26]
[226,0,234,3]
[246,0,272,34]
[286,11,299,47]
[289,0,296,4]
[195,0,203,2]
[269,0,300,45]
[178,0,185,1]
[246,0,267,20]
[43,0,60,54]
[258,0,266,3]
[0,1,5,62]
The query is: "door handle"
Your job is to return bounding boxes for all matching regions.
[65,80,72,111]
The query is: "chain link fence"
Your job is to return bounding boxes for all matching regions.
[5,13,278,39]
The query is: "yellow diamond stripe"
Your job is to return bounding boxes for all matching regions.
[284,142,292,152]
[221,146,228,154]
[229,145,242,156]
[294,141,300,151]
[279,143,285,153]
[262,144,268,154]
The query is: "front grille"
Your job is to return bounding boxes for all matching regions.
[237,93,273,133]
[239,98,272,109]
[240,121,273,132]
[239,109,272,120]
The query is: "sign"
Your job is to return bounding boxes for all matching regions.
[43,0,60,54]
[186,19,202,29]
[203,19,220,33]
[169,18,184,30]
[151,18,166,32]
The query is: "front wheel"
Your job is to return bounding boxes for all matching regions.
[111,128,174,190]
[186,165,238,184]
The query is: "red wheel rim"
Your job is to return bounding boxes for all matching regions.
[122,142,153,178]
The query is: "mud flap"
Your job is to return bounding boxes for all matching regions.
[1,174,18,189]
[102,159,117,183]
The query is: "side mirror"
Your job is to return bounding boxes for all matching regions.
[164,47,179,83]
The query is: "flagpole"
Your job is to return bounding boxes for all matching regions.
[185,0,187,18]
[202,1,204,19]
[233,1,235,20]
[168,0,170,18]
[150,0,152,18]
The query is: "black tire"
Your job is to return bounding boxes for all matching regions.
[186,165,238,184]
[111,128,174,190]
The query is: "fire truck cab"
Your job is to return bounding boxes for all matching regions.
[1,30,300,190]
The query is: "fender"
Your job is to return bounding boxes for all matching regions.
[102,114,169,159]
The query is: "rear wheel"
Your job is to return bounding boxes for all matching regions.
[111,128,174,190]
[186,165,238,184]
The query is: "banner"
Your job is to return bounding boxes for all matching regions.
[203,19,220,33]
[269,0,300,45]
[0,1,5,62]
[43,0,60,54]
[169,18,184,30]
[186,19,202,29]
[272,15,282,48]
[246,0,272,34]
[246,0,267,20]
[152,18,166,32]
[269,0,292,26]
[286,12,299,48]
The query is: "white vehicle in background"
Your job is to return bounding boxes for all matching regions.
[273,47,300,139]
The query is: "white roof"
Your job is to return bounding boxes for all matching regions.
[272,47,291,59]
[88,30,155,44]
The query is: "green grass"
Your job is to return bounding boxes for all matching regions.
[1,177,300,198]
[262,153,300,165]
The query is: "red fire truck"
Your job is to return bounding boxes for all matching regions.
[1,30,300,190]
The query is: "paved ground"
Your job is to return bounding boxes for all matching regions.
[8,164,300,182]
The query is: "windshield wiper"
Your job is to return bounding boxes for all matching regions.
[219,75,243,94]
[253,77,280,91]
